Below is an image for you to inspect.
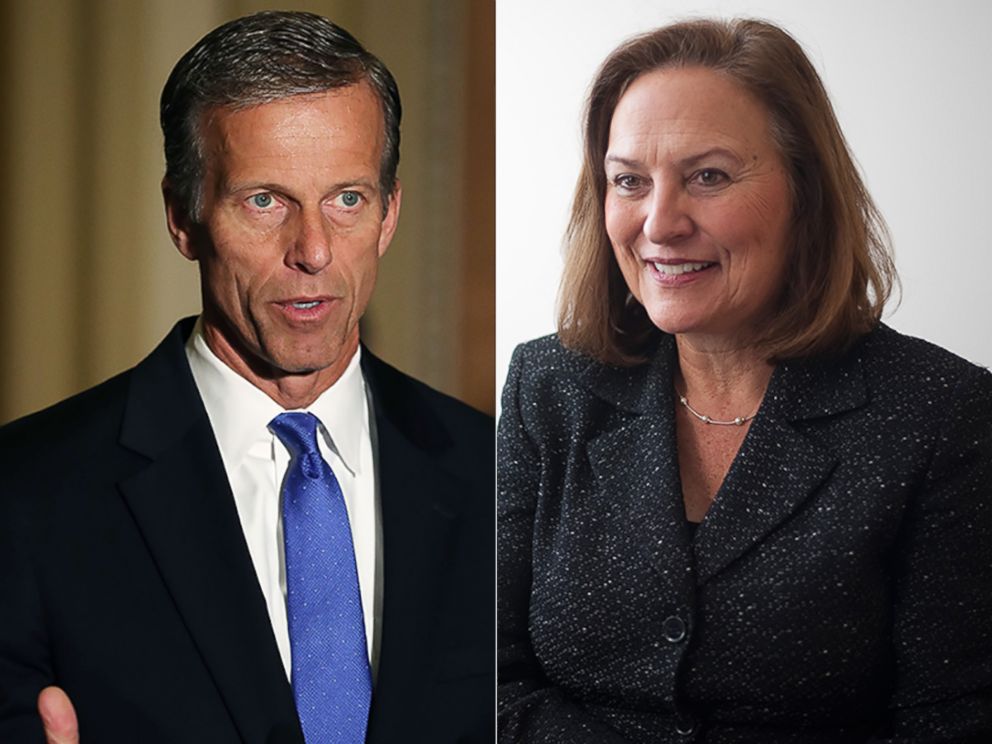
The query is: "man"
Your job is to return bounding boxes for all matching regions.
[0,11,493,744]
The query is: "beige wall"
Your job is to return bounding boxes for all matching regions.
[0,0,494,423]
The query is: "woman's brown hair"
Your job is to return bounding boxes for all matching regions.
[558,18,896,364]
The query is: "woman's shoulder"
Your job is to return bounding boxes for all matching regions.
[861,324,991,390]
[506,332,669,393]
[506,333,598,383]
[855,325,992,430]
[501,333,675,438]
[510,332,584,364]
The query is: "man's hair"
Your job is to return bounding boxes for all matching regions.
[160,10,401,220]
[558,18,897,364]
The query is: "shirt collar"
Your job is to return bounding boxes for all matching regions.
[185,317,368,476]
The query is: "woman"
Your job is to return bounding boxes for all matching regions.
[498,19,992,743]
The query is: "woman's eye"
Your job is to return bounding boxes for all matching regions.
[249,193,276,209]
[612,174,642,192]
[693,169,729,187]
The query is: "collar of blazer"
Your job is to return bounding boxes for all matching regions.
[115,317,470,741]
[576,330,870,423]
[578,328,872,586]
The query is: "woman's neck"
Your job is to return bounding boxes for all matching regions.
[674,333,775,419]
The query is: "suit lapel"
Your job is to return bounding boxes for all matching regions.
[694,347,869,584]
[360,351,464,739]
[117,320,301,742]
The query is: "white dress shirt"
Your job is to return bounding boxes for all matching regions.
[185,318,379,680]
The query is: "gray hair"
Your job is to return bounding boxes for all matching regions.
[160,10,401,220]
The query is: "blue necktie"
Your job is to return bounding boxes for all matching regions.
[269,412,371,743]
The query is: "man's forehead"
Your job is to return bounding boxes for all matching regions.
[202,83,381,129]
[195,85,386,195]
[200,85,384,155]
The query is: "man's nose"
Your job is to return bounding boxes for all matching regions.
[287,207,333,274]
[643,180,694,245]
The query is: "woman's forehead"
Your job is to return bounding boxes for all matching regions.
[607,68,774,164]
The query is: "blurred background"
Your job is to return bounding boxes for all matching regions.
[0,0,494,423]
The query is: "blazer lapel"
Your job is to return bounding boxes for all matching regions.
[116,320,301,742]
[582,338,697,590]
[694,346,869,585]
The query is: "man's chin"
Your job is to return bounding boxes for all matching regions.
[262,343,359,379]
[247,324,361,381]
[272,361,335,376]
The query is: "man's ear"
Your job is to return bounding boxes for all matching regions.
[377,180,402,258]
[162,178,199,261]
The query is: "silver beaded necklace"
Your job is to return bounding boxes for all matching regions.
[677,392,756,427]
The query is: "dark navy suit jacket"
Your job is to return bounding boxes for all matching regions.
[0,318,494,743]
[498,325,992,743]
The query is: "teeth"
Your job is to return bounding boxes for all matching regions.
[291,301,320,309]
[652,261,711,276]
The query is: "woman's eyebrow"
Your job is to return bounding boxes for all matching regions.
[604,147,745,170]
[604,154,642,169]
[677,147,744,168]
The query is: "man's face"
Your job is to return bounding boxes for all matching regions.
[166,84,400,382]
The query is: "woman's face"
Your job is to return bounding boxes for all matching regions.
[604,67,792,348]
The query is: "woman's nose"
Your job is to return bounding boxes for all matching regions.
[642,181,693,245]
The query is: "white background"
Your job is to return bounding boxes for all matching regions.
[496,0,992,402]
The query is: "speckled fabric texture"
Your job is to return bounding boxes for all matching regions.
[497,324,992,743]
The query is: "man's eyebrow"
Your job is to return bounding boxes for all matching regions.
[226,181,287,194]
[225,178,380,196]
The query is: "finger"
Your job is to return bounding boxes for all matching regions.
[37,686,79,744]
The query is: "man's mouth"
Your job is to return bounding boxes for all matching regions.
[275,298,334,321]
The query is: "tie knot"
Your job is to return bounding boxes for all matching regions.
[269,411,322,461]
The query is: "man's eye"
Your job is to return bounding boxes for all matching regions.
[249,193,276,209]
[337,191,362,208]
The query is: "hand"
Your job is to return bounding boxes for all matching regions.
[37,686,79,744]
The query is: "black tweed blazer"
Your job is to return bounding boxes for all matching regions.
[498,325,992,743]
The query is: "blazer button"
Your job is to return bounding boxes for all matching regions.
[675,715,696,736]
[662,615,687,643]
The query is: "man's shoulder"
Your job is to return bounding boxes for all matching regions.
[360,348,493,494]
[0,370,132,464]
[0,319,195,478]
[0,371,142,521]
[361,347,493,437]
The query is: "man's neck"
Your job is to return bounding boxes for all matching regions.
[201,323,360,410]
